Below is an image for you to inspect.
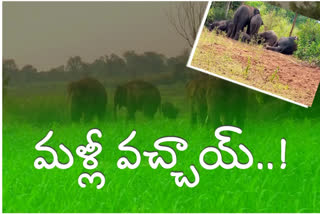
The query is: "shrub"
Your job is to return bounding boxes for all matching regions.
[295,19,320,65]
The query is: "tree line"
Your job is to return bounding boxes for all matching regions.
[3,50,192,87]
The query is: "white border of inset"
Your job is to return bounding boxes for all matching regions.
[187,0,309,108]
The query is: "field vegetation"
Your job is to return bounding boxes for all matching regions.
[3,62,320,212]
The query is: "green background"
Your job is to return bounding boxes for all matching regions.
[3,81,320,212]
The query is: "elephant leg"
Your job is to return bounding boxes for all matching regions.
[206,101,220,129]
[223,110,236,127]
[272,41,279,47]
[230,23,238,39]
[97,108,106,121]
[266,45,282,52]
[127,107,136,120]
[235,20,249,40]
[190,103,197,125]
[191,111,197,125]
[144,110,155,119]
[270,39,277,47]
[84,109,95,122]
[199,104,208,125]
[236,114,245,129]
[143,104,157,119]
[71,104,81,122]
[235,105,246,129]
[233,23,244,40]
[227,29,232,38]
[246,24,251,35]
[207,111,222,129]
[94,99,106,121]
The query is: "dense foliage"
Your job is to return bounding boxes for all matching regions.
[295,19,320,65]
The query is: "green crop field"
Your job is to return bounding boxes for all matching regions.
[3,1,320,212]
[3,83,320,213]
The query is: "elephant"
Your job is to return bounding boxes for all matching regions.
[186,76,248,128]
[226,22,234,38]
[266,36,298,55]
[161,102,179,119]
[248,14,263,36]
[257,30,278,47]
[247,90,295,121]
[205,77,248,129]
[230,5,260,40]
[114,80,161,120]
[205,20,213,30]
[186,78,208,125]
[209,20,233,35]
[207,21,218,31]
[67,77,107,122]
[240,32,251,43]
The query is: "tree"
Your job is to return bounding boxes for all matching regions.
[3,59,18,73]
[123,51,167,77]
[105,54,126,75]
[142,52,166,73]
[21,64,37,73]
[21,64,38,81]
[66,56,86,73]
[289,12,298,37]
[167,2,207,48]
[3,74,10,97]
[225,2,231,19]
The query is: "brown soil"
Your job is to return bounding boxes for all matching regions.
[192,34,320,106]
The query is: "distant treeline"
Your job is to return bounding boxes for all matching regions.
[3,50,193,87]
[206,2,320,65]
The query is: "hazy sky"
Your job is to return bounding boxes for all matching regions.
[3,2,191,71]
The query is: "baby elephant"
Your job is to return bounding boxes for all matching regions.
[240,32,251,43]
[161,102,179,119]
[257,30,278,47]
[266,36,298,55]
[209,20,233,35]
[248,14,263,36]
[67,77,107,122]
[114,80,161,120]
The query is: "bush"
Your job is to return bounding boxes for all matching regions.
[256,4,299,37]
[295,19,320,65]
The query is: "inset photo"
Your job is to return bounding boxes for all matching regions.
[188,1,320,107]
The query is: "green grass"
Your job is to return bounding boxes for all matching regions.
[3,83,320,212]
[4,118,320,212]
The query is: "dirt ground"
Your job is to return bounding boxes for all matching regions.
[191,32,320,106]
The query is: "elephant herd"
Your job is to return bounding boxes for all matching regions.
[67,75,248,128]
[67,76,320,127]
[186,76,247,128]
[208,5,298,55]
[67,77,179,122]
